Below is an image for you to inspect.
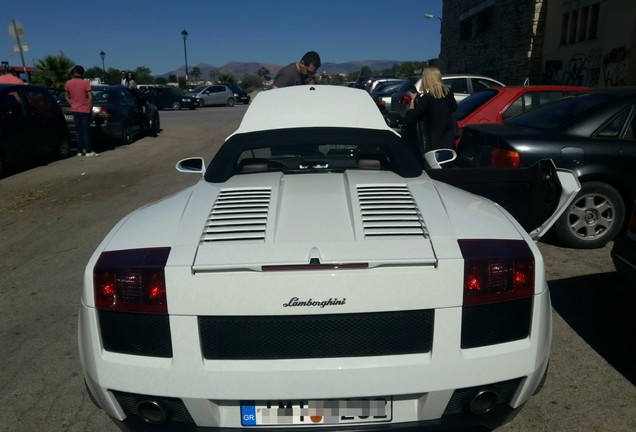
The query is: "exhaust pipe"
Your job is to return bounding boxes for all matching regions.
[136,399,171,425]
[467,389,499,415]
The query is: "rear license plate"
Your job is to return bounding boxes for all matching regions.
[241,398,391,426]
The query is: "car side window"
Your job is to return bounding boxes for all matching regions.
[446,78,468,95]
[25,88,58,121]
[0,91,25,118]
[502,91,568,120]
[595,108,630,139]
[120,89,136,106]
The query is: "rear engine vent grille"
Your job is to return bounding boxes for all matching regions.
[199,309,434,360]
[201,188,271,243]
[357,185,427,238]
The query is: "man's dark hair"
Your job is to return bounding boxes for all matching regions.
[72,65,85,77]
[301,51,321,69]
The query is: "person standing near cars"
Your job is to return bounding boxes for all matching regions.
[120,70,128,86]
[404,66,457,157]
[272,51,321,88]
[127,72,137,89]
[65,65,98,157]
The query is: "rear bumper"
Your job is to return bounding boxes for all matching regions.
[112,404,522,432]
[79,288,551,431]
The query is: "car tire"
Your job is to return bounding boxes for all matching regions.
[226,97,235,107]
[550,181,625,249]
[121,122,135,145]
[198,99,205,107]
[150,114,160,135]
[56,136,71,159]
[171,101,181,110]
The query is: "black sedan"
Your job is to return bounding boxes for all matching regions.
[59,85,160,145]
[1,83,70,177]
[456,87,636,249]
[138,86,198,110]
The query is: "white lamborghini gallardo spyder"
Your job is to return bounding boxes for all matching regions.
[79,85,579,431]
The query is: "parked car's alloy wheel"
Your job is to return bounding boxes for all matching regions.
[172,101,181,110]
[551,181,625,249]
[226,98,235,107]
[198,98,205,107]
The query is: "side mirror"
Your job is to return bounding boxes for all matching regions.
[424,149,457,170]
[176,157,205,175]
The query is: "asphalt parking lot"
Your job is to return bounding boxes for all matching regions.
[0,105,634,431]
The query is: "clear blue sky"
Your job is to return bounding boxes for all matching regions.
[2,0,443,75]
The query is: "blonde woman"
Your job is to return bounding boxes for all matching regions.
[404,66,457,156]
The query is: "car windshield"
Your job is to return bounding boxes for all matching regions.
[164,88,181,95]
[455,89,498,120]
[205,128,423,183]
[506,92,613,130]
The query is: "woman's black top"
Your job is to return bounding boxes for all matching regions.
[404,90,457,151]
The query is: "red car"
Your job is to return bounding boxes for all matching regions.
[455,85,588,145]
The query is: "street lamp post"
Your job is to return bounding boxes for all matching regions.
[99,51,106,79]
[424,13,442,33]
[181,29,189,84]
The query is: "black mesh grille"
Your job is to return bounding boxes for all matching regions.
[461,297,532,349]
[199,310,434,359]
[99,310,173,357]
[443,378,523,415]
[112,390,194,424]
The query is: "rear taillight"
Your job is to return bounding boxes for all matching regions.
[398,95,411,106]
[93,107,112,121]
[490,148,520,168]
[458,239,534,306]
[93,247,170,313]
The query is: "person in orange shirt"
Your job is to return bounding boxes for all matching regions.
[65,65,98,157]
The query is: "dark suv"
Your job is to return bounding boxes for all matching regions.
[1,84,70,177]
[224,83,250,104]
[58,85,160,145]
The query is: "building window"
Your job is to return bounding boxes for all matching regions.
[560,2,600,45]
[476,7,493,34]
[560,13,569,44]
[460,19,472,40]
[589,3,599,39]
[578,7,589,41]
[568,10,578,43]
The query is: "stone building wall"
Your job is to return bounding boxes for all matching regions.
[439,0,546,85]
[439,0,635,87]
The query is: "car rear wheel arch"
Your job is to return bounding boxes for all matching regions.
[550,181,626,248]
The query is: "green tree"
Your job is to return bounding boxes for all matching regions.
[208,70,218,82]
[178,76,186,89]
[218,73,236,83]
[85,66,102,80]
[32,55,75,90]
[360,66,372,77]
[133,66,153,84]
[156,77,168,85]
[240,74,261,91]
[168,73,177,83]
[191,66,201,82]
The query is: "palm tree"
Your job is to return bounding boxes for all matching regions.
[218,73,236,83]
[33,55,75,90]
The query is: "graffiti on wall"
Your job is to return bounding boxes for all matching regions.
[542,46,631,87]
[603,46,630,87]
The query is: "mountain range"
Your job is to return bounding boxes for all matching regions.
[161,59,405,79]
